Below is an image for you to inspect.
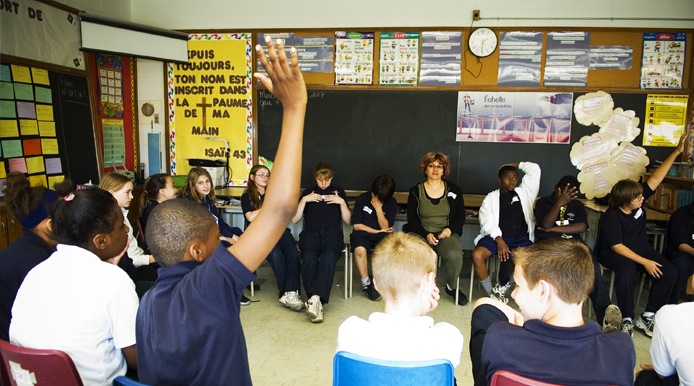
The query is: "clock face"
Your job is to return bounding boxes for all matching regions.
[468,28,498,58]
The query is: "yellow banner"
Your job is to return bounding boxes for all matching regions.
[169,33,253,186]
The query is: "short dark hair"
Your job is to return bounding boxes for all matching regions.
[51,188,120,248]
[608,179,642,209]
[498,165,518,178]
[555,175,579,190]
[371,175,395,203]
[146,198,217,267]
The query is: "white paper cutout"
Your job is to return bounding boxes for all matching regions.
[574,91,614,126]
[599,107,641,142]
[577,160,623,199]
[570,132,619,169]
[609,142,649,181]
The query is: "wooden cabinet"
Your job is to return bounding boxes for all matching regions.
[0,205,23,251]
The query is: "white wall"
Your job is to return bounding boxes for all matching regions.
[136,59,167,177]
[56,0,130,20]
[129,0,694,30]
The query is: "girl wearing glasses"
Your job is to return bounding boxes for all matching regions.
[242,165,304,312]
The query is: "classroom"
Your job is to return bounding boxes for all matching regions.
[1,0,694,385]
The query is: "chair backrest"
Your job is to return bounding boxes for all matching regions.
[490,370,562,386]
[136,216,146,244]
[113,375,149,386]
[0,339,83,386]
[332,351,455,386]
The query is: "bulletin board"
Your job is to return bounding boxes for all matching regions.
[0,59,99,187]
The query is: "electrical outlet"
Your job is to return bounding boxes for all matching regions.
[472,9,481,21]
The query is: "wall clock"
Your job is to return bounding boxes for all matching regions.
[468,27,498,58]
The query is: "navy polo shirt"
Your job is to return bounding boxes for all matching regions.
[299,185,347,231]
[534,196,587,241]
[136,243,256,386]
[599,183,655,257]
[0,231,54,341]
[351,192,397,231]
[666,202,694,256]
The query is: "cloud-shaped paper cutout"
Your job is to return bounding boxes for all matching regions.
[574,91,614,126]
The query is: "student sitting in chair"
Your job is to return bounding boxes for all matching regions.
[350,175,397,301]
[469,239,635,386]
[534,175,616,331]
[135,36,307,385]
[471,162,540,304]
[337,232,463,367]
[665,200,694,303]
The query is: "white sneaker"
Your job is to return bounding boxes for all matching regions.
[279,291,304,311]
[490,282,511,304]
[306,295,323,323]
[635,314,655,338]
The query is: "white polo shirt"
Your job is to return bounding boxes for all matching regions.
[337,312,463,367]
[10,244,138,386]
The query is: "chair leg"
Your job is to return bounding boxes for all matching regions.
[348,248,353,298]
[343,247,349,299]
[250,281,254,298]
[635,272,646,308]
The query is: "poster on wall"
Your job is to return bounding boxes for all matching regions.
[96,54,124,118]
[643,94,688,146]
[640,32,685,89]
[455,91,573,144]
[419,31,461,86]
[0,63,65,192]
[497,31,543,87]
[335,31,374,85]
[544,31,590,87]
[378,31,420,86]
[168,33,253,186]
[257,33,334,74]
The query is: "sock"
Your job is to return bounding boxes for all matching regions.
[622,317,632,323]
[480,277,493,295]
[361,277,370,287]
[642,312,654,319]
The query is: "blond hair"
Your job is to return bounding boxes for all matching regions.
[373,233,437,302]
[99,172,131,193]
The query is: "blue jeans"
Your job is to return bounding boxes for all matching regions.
[299,229,343,304]
[266,228,301,298]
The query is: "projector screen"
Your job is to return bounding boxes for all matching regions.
[80,17,188,63]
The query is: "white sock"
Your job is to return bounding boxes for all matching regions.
[642,312,654,318]
[361,277,370,287]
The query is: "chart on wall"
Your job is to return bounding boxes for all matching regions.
[0,63,66,193]
[168,33,253,186]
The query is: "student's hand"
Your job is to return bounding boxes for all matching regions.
[437,228,451,239]
[426,233,439,246]
[302,192,323,203]
[106,239,130,266]
[324,192,345,205]
[253,36,307,110]
[675,131,688,154]
[370,195,383,211]
[496,238,511,261]
[379,227,394,234]
[427,285,440,312]
[220,235,239,245]
[555,184,578,207]
[639,364,654,371]
[642,259,663,278]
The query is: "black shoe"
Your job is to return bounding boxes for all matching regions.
[240,294,251,306]
[445,287,469,306]
[362,282,381,301]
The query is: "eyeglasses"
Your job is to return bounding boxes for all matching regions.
[631,195,644,202]
[427,164,444,170]
[255,173,270,178]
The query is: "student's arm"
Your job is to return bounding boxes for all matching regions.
[517,161,541,200]
[646,132,687,191]
[611,243,663,278]
[241,193,259,222]
[326,189,351,224]
[122,345,137,370]
[371,196,389,230]
[230,37,306,272]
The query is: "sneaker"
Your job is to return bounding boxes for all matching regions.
[635,314,655,338]
[444,287,469,306]
[602,304,622,333]
[240,294,251,307]
[279,291,304,311]
[362,281,381,301]
[490,282,511,305]
[620,319,634,337]
[306,295,323,323]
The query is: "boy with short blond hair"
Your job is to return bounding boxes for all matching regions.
[337,232,463,367]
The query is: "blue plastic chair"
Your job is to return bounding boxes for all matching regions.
[113,375,149,386]
[332,351,455,386]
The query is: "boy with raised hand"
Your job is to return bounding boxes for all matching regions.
[337,232,464,367]
[136,36,306,386]
[469,239,635,386]
[471,161,540,304]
